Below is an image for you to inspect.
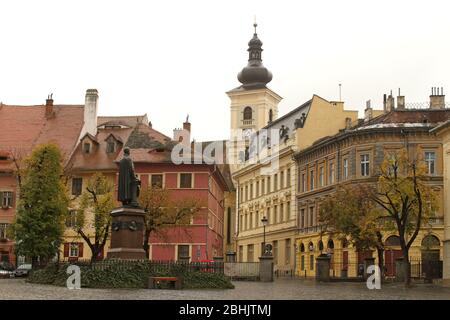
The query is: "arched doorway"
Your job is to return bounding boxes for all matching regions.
[384,235,402,277]
[421,235,440,261]
[421,235,442,279]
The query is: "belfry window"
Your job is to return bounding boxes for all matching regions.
[243,107,252,120]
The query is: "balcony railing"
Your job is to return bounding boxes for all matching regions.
[298,225,321,234]
[242,119,254,126]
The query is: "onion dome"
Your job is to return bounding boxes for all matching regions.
[237,23,273,89]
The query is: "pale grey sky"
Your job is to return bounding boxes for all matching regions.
[1,0,449,141]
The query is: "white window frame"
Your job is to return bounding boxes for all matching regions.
[360,154,370,177]
[425,151,436,175]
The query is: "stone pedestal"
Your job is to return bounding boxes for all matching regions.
[107,206,146,260]
[364,257,376,280]
[315,255,331,282]
[259,255,274,282]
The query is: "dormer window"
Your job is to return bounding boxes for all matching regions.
[83,143,91,154]
[106,141,115,153]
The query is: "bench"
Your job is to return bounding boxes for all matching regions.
[148,276,183,290]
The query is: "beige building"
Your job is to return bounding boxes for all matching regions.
[430,112,450,285]
[295,92,449,278]
[227,24,358,271]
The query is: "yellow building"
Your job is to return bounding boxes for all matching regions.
[228,24,358,272]
[430,114,450,285]
[294,94,449,278]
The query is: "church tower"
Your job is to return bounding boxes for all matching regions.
[227,23,282,136]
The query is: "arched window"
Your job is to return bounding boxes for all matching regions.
[308,242,314,252]
[300,243,305,253]
[421,235,440,248]
[327,239,334,249]
[243,107,252,120]
[385,235,401,247]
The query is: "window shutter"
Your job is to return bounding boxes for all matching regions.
[63,243,69,257]
[78,243,84,258]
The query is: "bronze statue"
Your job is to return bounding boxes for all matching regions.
[118,147,141,207]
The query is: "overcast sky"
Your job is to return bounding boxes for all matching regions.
[1,0,449,141]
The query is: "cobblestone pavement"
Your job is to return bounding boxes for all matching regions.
[1,278,450,300]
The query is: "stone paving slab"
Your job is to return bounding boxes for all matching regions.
[1,278,450,300]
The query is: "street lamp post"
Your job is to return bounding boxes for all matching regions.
[261,216,268,256]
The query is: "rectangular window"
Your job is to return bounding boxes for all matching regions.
[267,177,271,193]
[83,143,91,154]
[250,183,253,200]
[329,162,335,184]
[274,174,278,191]
[65,210,77,228]
[300,209,305,228]
[0,223,9,239]
[247,244,254,262]
[178,245,190,262]
[1,191,13,208]
[267,207,271,224]
[274,205,278,224]
[319,166,324,187]
[286,201,290,221]
[309,206,314,227]
[106,141,115,153]
[309,170,314,190]
[256,181,259,197]
[280,203,284,222]
[240,215,243,231]
[301,173,306,192]
[425,151,436,175]
[285,239,291,265]
[72,178,83,196]
[310,254,314,270]
[360,154,370,177]
[244,214,248,230]
[245,185,248,201]
[180,173,192,188]
[151,174,163,188]
[249,212,253,229]
[240,187,243,203]
[287,168,291,188]
[301,255,305,270]
[69,243,79,257]
[261,179,265,195]
[343,158,349,180]
[280,171,284,189]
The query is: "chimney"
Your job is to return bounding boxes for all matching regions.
[82,89,99,137]
[45,93,54,118]
[396,88,405,110]
[385,91,395,112]
[364,100,373,122]
[430,87,445,109]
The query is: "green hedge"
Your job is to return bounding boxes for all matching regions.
[28,261,234,289]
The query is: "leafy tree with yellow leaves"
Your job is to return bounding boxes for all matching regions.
[372,149,437,286]
[71,173,115,263]
[319,184,386,277]
[139,186,202,259]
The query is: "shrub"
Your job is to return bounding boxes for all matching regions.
[28,260,234,289]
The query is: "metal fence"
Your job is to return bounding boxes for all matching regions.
[224,262,259,280]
